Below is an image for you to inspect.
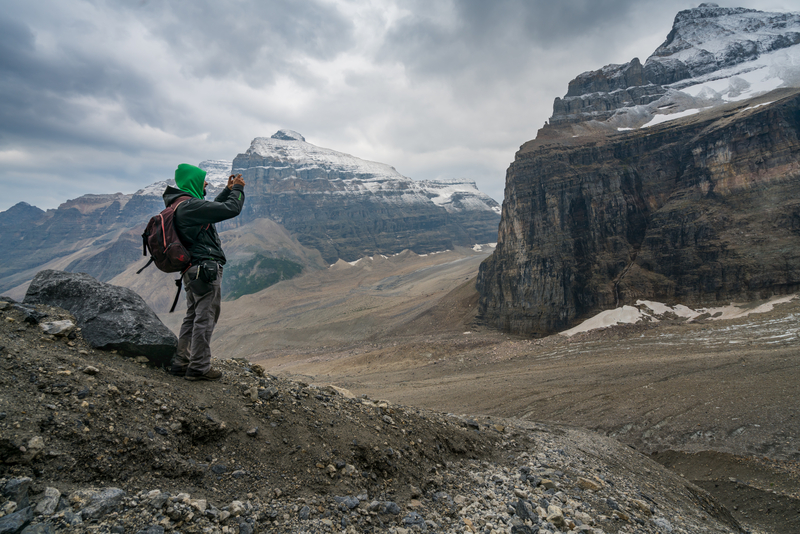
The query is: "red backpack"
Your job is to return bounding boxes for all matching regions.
[137,196,192,311]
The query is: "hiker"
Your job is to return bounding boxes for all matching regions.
[163,163,246,380]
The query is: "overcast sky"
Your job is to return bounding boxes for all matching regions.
[0,0,793,212]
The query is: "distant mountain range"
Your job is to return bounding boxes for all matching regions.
[0,132,500,308]
[478,3,800,336]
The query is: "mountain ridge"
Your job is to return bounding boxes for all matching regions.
[0,133,500,308]
[543,3,800,137]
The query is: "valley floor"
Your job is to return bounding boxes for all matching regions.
[162,248,800,533]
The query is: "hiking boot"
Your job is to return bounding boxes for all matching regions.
[185,368,222,381]
[168,365,187,376]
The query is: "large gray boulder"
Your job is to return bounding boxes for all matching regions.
[23,270,176,365]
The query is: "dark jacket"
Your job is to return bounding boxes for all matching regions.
[162,184,245,265]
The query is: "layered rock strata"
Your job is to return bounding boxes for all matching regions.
[231,131,500,263]
[477,89,800,335]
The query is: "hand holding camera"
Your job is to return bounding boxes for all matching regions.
[227,173,245,189]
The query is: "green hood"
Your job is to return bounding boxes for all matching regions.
[174,163,207,199]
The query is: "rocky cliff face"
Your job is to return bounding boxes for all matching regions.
[231,130,500,263]
[478,88,800,335]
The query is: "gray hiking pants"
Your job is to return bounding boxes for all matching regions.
[175,267,222,375]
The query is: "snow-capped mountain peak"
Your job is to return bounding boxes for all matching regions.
[235,131,500,214]
[547,4,800,135]
[243,133,403,182]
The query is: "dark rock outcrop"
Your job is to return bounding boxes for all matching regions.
[477,89,800,336]
[23,270,177,364]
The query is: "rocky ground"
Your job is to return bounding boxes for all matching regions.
[0,299,757,533]
[195,248,800,534]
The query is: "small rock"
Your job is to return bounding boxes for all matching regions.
[259,387,278,400]
[403,511,427,531]
[380,501,401,515]
[298,505,311,520]
[228,500,245,517]
[250,364,264,376]
[135,356,150,363]
[334,496,359,510]
[34,487,61,515]
[82,366,99,375]
[211,464,227,475]
[149,492,170,509]
[342,464,357,477]
[189,499,207,512]
[576,477,602,492]
[246,427,258,437]
[39,320,75,336]
[80,488,126,520]
[135,527,165,534]
[3,478,32,509]
[632,499,652,515]
[546,504,565,527]
[62,510,82,526]
[0,506,33,533]
[514,499,535,522]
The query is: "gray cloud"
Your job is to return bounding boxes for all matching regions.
[124,0,355,84]
[0,0,791,211]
